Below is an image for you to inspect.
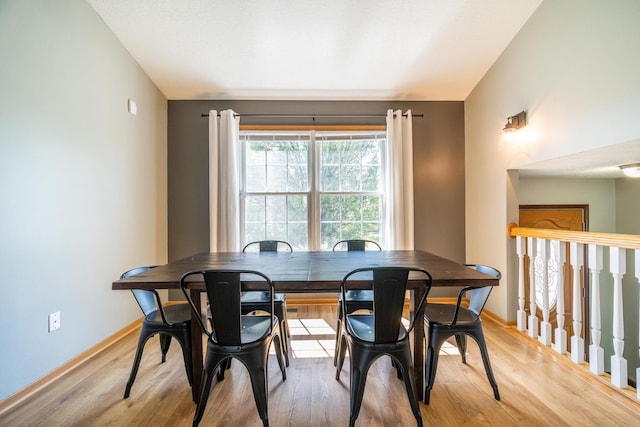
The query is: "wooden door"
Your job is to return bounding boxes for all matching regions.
[519,205,588,353]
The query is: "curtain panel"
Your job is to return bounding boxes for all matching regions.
[385,109,415,250]
[209,109,414,251]
[208,110,241,252]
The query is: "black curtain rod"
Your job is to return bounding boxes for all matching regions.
[200,113,423,118]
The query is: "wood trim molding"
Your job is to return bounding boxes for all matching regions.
[508,222,640,249]
[0,319,141,415]
[480,308,512,326]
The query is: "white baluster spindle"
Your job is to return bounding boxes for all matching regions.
[517,236,527,331]
[528,237,539,339]
[553,240,567,354]
[588,244,604,375]
[609,246,628,389]
[570,242,584,363]
[539,239,552,346]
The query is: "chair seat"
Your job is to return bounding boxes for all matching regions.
[424,304,479,325]
[145,303,191,325]
[237,315,274,344]
[346,314,408,343]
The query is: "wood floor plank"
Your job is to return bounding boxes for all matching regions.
[1,305,638,426]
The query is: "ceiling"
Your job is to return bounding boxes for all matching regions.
[87,0,637,180]
[517,138,640,179]
[87,0,542,101]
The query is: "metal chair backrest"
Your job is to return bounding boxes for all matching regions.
[332,239,382,252]
[180,269,274,346]
[242,240,293,253]
[341,267,431,344]
[465,264,501,316]
[121,266,163,319]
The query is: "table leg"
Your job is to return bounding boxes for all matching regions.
[412,288,425,401]
[190,289,203,403]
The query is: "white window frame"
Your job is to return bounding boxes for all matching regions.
[240,129,387,251]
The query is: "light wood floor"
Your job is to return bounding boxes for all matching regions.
[2,305,639,427]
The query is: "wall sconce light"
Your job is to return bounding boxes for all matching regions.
[619,163,640,177]
[503,111,527,134]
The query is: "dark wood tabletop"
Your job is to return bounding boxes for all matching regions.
[112,250,499,403]
[112,250,498,291]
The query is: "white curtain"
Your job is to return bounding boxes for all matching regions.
[385,109,415,250]
[209,110,241,252]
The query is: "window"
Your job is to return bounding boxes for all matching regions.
[240,130,386,250]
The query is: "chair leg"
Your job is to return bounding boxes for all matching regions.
[347,344,374,427]
[333,301,343,366]
[333,318,343,367]
[159,333,172,363]
[473,332,500,401]
[124,331,152,398]
[192,358,217,427]
[178,332,194,386]
[281,300,291,338]
[217,358,231,381]
[273,334,287,381]
[333,319,343,367]
[424,339,441,404]
[335,333,348,380]
[455,334,468,364]
[393,351,423,427]
[279,319,290,367]
[243,347,270,427]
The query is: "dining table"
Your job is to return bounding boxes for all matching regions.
[112,249,499,402]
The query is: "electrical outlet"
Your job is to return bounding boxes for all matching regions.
[48,312,60,332]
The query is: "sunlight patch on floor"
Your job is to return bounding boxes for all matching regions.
[440,340,461,356]
[286,318,336,358]
[288,318,336,336]
[290,339,336,358]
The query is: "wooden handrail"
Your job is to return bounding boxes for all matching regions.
[507,222,640,250]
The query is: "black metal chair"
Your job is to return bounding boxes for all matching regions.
[121,266,193,399]
[335,267,432,427]
[181,269,287,427]
[423,264,501,404]
[332,239,382,366]
[331,239,382,252]
[241,240,291,366]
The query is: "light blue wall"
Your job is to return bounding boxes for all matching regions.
[519,178,615,232]
[0,0,167,400]
[465,0,640,321]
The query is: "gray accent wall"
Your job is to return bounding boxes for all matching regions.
[167,101,466,294]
